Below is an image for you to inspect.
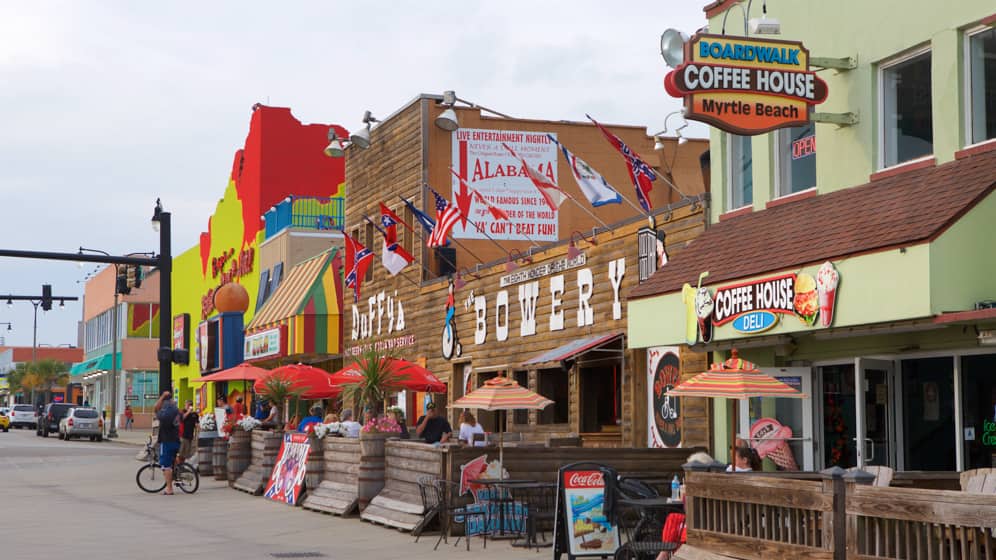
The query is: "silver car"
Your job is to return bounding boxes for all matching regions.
[59,407,103,441]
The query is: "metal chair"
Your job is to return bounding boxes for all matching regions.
[435,479,488,551]
[506,483,558,551]
[414,475,440,543]
[471,432,487,446]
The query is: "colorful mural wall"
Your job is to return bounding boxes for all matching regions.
[171,105,347,409]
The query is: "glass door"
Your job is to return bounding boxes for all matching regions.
[739,367,814,471]
[855,358,896,469]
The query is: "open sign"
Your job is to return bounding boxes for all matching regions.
[792,134,816,159]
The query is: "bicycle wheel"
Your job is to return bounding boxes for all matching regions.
[136,464,167,493]
[175,463,200,494]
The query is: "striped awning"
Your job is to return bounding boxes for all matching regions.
[522,332,623,366]
[451,376,553,411]
[248,251,332,329]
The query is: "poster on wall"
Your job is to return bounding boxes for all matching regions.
[450,128,559,242]
[560,469,620,556]
[264,433,312,505]
[648,347,682,448]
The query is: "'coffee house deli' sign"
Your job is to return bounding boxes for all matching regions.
[683,261,840,345]
[664,34,829,135]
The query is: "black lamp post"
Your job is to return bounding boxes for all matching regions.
[151,199,173,395]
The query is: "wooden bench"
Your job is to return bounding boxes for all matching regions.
[961,468,996,494]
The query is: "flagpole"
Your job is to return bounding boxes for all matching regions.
[562,190,611,230]
[396,196,487,267]
[362,214,436,279]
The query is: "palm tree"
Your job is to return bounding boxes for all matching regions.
[339,347,407,417]
[35,359,69,401]
[8,362,40,401]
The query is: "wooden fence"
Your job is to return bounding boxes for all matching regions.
[681,465,996,560]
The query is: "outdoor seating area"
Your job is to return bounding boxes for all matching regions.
[676,462,996,560]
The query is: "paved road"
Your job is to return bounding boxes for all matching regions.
[0,429,535,559]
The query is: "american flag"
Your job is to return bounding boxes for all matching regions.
[587,114,657,213]
[427,189,462,247]
[342,230,374,301]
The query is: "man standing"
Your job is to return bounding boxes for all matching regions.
[415,402,451,444]
[154,391,181,495]
[178,399,199,465]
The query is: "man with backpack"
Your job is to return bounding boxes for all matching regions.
[154,391,181,495]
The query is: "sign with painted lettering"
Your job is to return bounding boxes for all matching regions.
[172,313,189,351]
[471,259,626,345]
[244,327,284,361]
[351,289,406,341]
[664,34,829,135]
[450,128,559,241]
[499,254,586,288]
[648,347,682,448]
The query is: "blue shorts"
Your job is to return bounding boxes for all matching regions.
[159,441,180,469]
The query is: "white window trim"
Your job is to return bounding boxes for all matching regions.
[726,133,752,212]
[877,45,933,170]
[963,25,994,148]
[773,126,817,198]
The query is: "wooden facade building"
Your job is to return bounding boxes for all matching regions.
[342,93,711,449]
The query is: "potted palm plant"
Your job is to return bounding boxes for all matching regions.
[340,347,407,455]
[257,373,306,433]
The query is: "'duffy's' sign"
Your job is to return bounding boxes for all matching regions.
[664,34,828,135]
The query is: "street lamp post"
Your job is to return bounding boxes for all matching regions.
[151,199,172,395]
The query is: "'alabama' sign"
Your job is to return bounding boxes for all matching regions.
[451,128,559,241]
[664,34,829,135]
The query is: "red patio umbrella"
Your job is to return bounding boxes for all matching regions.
[189,362,270,383]
[329,358,447,393]
[253,363,342,400]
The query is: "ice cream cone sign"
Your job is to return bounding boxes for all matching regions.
[682,271,711,346]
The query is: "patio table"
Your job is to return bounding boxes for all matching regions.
[470,478,535,538]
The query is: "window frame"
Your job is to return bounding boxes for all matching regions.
[773,124,818,199]
[725,133,753,212]
[963,24,996,148]
[877,45,934,170]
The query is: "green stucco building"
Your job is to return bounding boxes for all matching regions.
[630,0,996,472]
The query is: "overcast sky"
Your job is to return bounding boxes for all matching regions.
[0,1,707,349]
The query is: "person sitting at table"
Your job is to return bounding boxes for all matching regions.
[297,405,324,433]
[726,446,762,472]
[323,412,339,424]
[339,408,362,438]
[388,407,410,439]
[415,402,451,445]
[457,410,486,447]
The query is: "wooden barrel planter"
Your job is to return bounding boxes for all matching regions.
[304,435,324,493]
[226,427,252,485]
[212,437,228,481]
[197,436,215,476]
[233,430,283,495]
[362,440,444,531]
[302,437,361,516]
[357,432,390,511]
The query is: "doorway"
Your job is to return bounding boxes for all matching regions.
[818,360,898,470]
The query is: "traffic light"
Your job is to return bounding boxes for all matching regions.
[41,284,52,311]
[116,268,131,295]
[124,265,143,290]
[133,265,143,289]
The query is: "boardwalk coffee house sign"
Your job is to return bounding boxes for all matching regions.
[664,34,829,135]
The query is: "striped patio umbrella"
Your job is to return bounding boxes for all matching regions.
[451,376,553,411]
[666,350,808,400]
[667,350,806,468]
[451,376,552,478]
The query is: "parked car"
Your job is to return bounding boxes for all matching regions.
[59,407,102,441]
[0,411,8,432]
[9,404,38,429]
[36,403,76,437]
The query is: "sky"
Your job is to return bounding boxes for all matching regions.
[0,1,708,349]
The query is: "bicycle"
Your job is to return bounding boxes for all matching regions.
[136,436,200,494]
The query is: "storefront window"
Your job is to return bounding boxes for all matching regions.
[901,358,955,471]
[880,50,933,168]
[727,134,752,210]
[776,123,816,197]
[960,354,996,469]
[968,27,996,145]
[580,364,621,433]
[744,371,809,471]
[538,368,568,425]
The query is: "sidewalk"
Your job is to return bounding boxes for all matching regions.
[105,427,154,446]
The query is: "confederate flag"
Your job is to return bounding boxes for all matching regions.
[342,230,374,301]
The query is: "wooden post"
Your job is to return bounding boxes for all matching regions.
[821,466,846,560]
